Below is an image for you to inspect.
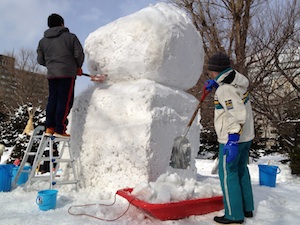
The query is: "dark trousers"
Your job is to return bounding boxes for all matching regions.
[46,77,75,134]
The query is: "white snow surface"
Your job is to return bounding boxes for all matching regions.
[71,2,203,197]
[1,151,300,225]
[84,2,204,90]
[70,79,200,197]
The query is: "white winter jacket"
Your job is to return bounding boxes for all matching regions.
[214,69,255,144]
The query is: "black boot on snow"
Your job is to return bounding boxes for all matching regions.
[214,215,244,224]
[244,211,253,218]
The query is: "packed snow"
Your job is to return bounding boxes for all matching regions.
[1,150,300,225]
[1,2,300,225]
[70,2,203,197]
[84,3,204,90]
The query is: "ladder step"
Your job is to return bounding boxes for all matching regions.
[51,137,70,142]
[27,152,38,156]
[31,176,51,181]
[54,159,74,163]
[40,157,74,163]
[53,180,78,185]
[31,173,62,180]
[33,135,43,138]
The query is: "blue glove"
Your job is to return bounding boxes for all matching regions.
[204,79,219,92]
[223,133,240,163]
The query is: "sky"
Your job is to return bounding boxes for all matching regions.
[0,0,162,96]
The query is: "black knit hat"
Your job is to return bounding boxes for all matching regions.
[207,52,231,72]
[48,13,64,28]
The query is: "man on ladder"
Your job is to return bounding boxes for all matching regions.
[37,13,84,138]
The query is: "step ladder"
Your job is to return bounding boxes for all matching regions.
[12,126,79,190]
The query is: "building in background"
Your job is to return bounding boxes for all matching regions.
[0,54,48,120]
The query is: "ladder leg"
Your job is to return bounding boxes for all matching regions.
[68,141,79,191]
[49,137,54,190]
[25,135,48,189]
[13,126,45,189]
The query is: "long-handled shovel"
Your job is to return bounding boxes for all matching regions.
[211,157,219,174]
[82,73,108,82]
[169,86,209,169]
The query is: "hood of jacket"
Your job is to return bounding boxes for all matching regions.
[44,27,69,38]
[215,69,249,92]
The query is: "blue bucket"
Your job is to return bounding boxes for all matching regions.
[36,189,58,211]
[12,166,31,185]
[258,164,281,187]
[0,164,14,192]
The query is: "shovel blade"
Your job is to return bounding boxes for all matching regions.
[211,157,219,174]
[90,74,108,82]
[169,136,191,169]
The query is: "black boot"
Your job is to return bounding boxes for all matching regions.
[244,211,253,218]
[214,215,244,224]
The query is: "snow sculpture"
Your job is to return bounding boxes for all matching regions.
[84,3,204,90]
[71,2,204,196]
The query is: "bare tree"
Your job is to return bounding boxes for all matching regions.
[169,0,300,153]
[0,49,48,117]
[13,49,46,74]
[245,0,300,151]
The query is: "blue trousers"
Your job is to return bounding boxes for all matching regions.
[46,77,75,134]
[218,141,254,220]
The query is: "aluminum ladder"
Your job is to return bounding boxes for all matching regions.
[12,125,79,190]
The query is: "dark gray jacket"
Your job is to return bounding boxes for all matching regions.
[37,27,84,79]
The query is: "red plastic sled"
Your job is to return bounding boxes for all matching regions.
[116,188,224,221]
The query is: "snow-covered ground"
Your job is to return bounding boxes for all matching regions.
[1,151,300,225]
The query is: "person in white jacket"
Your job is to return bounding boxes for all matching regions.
[204,52,254,224]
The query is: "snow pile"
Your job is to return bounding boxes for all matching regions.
[84,2,204,90]
[132,172,221,203]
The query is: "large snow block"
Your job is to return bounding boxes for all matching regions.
[70,80,200,194]
[84,2,204,91]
